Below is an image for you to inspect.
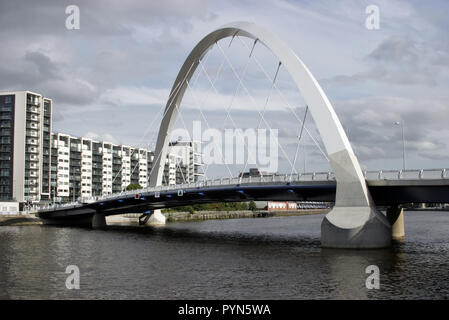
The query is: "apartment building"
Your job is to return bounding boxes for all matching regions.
[1,90,203,205]
[0,91,52,206]
[167,140,203,184]
[50,133,202,203]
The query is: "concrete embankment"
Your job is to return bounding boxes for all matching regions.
[164,209,329,223]
[0,215,42,226]
[1,209,330,227]
[406,208,449,212]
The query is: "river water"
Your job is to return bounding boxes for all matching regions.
[0,211,448,299]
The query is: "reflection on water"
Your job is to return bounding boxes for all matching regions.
[0,211,448,299]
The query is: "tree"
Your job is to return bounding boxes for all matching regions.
[186,206,195,215]
[126,184,142,191]
[248,201,257,211]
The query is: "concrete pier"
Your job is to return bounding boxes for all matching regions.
[386,206,405,240]
[92,213,107,229]
[145,209,166,226]
[321,206,392,249]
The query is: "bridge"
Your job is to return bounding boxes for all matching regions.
[36,22,449,249]
[38,169,449,245]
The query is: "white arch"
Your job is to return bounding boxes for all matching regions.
[149,21,391,247]
[150,22,368,205]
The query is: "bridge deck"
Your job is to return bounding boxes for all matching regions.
[37,170,449,222]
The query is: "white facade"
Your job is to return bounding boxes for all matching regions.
[54,134,70,198]
[101,143,113,195]
[0,201,19,214]
[80,140,92,198]
[50,133,202,202]
[166,140,203,185]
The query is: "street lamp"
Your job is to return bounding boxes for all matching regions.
[394,121,406,171]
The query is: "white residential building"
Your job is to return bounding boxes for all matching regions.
[1,90,203,205]
[50,133,202,202]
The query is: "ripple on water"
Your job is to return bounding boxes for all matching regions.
[0,212,448,299]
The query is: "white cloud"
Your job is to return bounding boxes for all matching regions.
[84,132,120,144]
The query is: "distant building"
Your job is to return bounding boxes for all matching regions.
[263,201,330,211]
[167,140,203,184]
[238,168,276,179]
[297,201,330,209]
[267,201,298,211]
[0,201,19,214]
[50,134,203,202]
[50,133,156,201]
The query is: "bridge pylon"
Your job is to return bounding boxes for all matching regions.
[144,209,166,226]
[92,213,107,229]
[386,205,405,240]
[320,149,392,248]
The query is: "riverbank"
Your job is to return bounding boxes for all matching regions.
[0,214,42,226]
[164,209,329,223]
[1,209,330,227]
[406,207,449,212]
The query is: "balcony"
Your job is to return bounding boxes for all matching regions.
[26,155,39,162]
[0,138,11,145]
[0,162,11,169]
[26,123,39,130]
[26,140,39,146]
[26,164,39,170]
[27,107,40,114]
[26,131,40,139]
[26,115,40,122]
[27,98,40,106]
[26,148,39,154]
[25,172,38,178]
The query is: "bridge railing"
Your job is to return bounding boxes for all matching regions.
[364,168,448,180]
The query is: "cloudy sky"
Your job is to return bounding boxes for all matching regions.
[1,0,448,177]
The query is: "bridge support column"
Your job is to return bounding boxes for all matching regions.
[92,213,107,229]
[386,206,405,240]
[145,209,166,226]
[321,151,392,248]
[321,206,392,248]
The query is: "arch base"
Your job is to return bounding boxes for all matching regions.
[321,206,392,248]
